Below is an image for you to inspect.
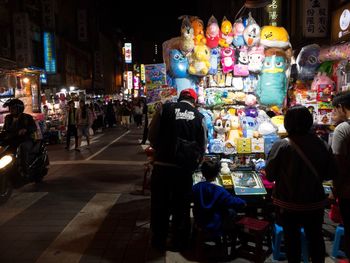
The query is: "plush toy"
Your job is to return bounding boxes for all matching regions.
[248,45,265,73]
[245,94,257,107]
[169,49,189,78]
[206,15,220,48]
[228,115,242,145]
[243,75,259,93]
[219,17,233,48]
[243,12,260,47]
[245,107,259,118]
[311,72,335,91]
[188,45,211,76]
[209,48,220,75]
[214,117,228,142]
[179,16,195,56]
[240,116,257,138]
[197,79,205,104]
[191,16,206,46]
[220,47,235,74]
[271,115,286,135]
[232,18,245,47]
[200,109,214,143]
[257,48,287,106]
[260,26,290,49]
[234,46,249,77]
[296,44,321,81]
[232,77,244,90]
[220,162,231,175]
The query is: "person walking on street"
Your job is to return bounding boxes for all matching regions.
[331,91,350,260]
[133,100,143,128]
[265,105,337,263]
[141,97,149,144]
[65,100,78,151]
[76,100,93,150]
[121,100,132,130]
[148,88,206,251]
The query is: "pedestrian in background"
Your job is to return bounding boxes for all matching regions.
[331,91,350,259]
[141,97,149,144]
[76,100,93,150]
[121,100,131,130]
[65,100,78,151]
[133,100,143,128]
[265,105,337,263]
[148,89,206,251]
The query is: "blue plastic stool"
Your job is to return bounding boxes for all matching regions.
[272,224,309,263]
[332,225,346,258]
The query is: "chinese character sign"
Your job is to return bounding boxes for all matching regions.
[265,0,282,26]
[124,43,132,64]
[145,63,167,87]
[303,0,328,37]
[43,32,57,73]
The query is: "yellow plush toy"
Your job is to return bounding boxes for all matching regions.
[260,26,290,49]
[228,115,243,146]
[191,17,207,46]
[188,45,211,76]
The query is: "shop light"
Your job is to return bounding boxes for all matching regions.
[61,88,67,93]
[23,77,30,84]
[69,86,75,91]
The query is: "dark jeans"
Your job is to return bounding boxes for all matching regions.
[134,114,142,127]
[66,125,78,149]
[150,164,193,247]
[141,114,149,144]
[278,208,325,263]
[339,198,350,257]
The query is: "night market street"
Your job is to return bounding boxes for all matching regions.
[0,127,339,263]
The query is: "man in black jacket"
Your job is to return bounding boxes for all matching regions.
[148,88,206,251]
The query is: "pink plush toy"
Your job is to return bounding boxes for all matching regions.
[234,46,249,76]
[311,72,335,91]
[245,94,257,106]
[221,47,235,74]
[232,18,245,47]
[248,46,265,73]
[206,15,220,49]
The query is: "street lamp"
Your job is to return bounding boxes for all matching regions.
[23,77,30,84]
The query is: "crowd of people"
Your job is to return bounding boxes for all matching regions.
[64,97,148,151]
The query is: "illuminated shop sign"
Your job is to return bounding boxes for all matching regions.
[140,64,145,83]
[332,2,350,43]
[127,71,133,90]
[265,0,282,26]
[43,32,57,73]
[124,43,132,64]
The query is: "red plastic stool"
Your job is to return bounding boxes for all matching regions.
[235,217,272,263]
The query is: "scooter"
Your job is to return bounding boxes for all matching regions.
[0,138,49,204]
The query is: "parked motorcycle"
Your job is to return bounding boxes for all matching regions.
[0,138,49,204]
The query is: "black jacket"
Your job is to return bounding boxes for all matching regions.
[265,134,337,211]
[3,113,37,142]
[148,100,206,165]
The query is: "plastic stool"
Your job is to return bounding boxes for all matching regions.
[332,225,346,258]
[272,224,309,263]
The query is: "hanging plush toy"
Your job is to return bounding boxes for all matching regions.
[311,72,335,92]
[219,17,233,47]
[243,75,259,93]
[243,12,261,47]
[260,26,290,49]
[257,48,287,106]
[221,47,235,74]
[208,48,219,75]
[206,15,220,48]
[232,18,245,47]
[296,44,321,81]
[248,45,265,73]
[234,46,249,77]
[191,16,206,46]
[188,45,211,76]
[179,16,194,56]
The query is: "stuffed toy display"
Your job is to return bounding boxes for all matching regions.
[257,48,287,106]
[191,16,206,46]
[311,72,335,92]
[209,48,220,75]
[219,17,234,47]
[206,15,220,48]
[296,44,321,81]
[260,26,290,49]
[188,45,211,76]
[243,12,261,47]
[221,47,235,74]
[169,49,189,78]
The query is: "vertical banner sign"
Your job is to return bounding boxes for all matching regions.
[43,32,57,73]
[13,13,33,67]
[303,0,329,37]
[124,43,132,64]
[42,0,55,29]
[265,0,282,26]
[140,64,145,83]
[127,71,133,90]
[77,10,88,42]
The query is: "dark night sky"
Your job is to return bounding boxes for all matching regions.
[99,0,198,42]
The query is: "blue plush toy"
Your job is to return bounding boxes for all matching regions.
[296,44,320,81]
[169,49,189,78]
[199,109,214,143]
[208,48,220,75]
[240,116,257,138]
[257,50,287,106]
